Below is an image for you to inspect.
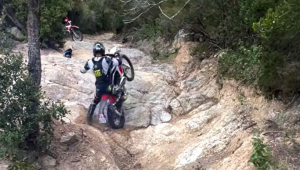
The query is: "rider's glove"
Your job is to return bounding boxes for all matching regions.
[80,68,87,74]
[118,54,123,65]
[113,53,122,65]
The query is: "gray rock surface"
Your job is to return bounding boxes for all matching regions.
[9,27,24,41]
[60,132,79,146]
[40,155,57,168]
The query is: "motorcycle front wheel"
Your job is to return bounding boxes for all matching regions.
[107,105,125,129]
[71,29,83,41]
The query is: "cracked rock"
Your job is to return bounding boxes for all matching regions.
[60,132,79,146]
[40,155,57,168]
[150,105,172,125]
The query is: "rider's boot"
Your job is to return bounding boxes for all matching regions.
[87,103,96,116]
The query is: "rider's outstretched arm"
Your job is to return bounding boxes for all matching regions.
[80,59,93,73]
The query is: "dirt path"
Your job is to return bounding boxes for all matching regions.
[47,34,147,170]
[13,34,263,170]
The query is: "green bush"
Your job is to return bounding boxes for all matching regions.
[8,160,37,170]
[239,0,280,28]
[119,0,300,95]
[40,0,72,44]
[218,45,285,94]
[3,0,71,44]
[190,42,211,61]
[133,21,162,41]
[5,0,300,96]
[250,134,272,170]
[122,0,264,46]
[0,31,14,53]
[218,45,266,84]
[0,54,68,158]
[253,0,300,58]
[4,0,27,25]
[69,0,123,34]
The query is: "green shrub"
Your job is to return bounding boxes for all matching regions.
[40,0,72,44]
[0,54,68,158]
[8,160,37,170]
[69,0,123,34]
[0,31,14,53]
[253,0,300,57]
[132,18,162,42]
[218,45,285,94]
[218,45,266,84]
[136,24,157,40]
[120,0,300,96]
[190,42,211,61]
[3,0,71,44]
[4,0,27,25]
[239,0,280,28]
[250,134,272,170]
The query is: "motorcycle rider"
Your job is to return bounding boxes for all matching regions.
[80,42,122,116]
[62,17,72,33]
[62,17,70,25]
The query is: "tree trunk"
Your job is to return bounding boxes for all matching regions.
[0,0,3,14]
[27,0,41,85]
[26,0,40,146]
[4,7,27,33]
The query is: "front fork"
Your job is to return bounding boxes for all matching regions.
[65,28,74,35]
[112,87,127,117]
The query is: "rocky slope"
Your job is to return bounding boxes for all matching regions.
[11,34,300,170]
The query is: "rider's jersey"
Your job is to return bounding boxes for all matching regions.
[81,56,121,87]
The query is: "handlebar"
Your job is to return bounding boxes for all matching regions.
[105,54,116,57]
[105,53,124,61]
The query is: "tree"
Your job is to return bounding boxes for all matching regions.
[122,0,192,24]
[3,0,71,47]
[69,0,124,33]
[0,54,68,162]
[26,0,41,147]
[27,0,41,85]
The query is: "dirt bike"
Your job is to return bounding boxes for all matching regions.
[64,20,83,41]
[88,52,134,129]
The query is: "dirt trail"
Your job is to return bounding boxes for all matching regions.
[13,33,299,169]
[38,34,254,170]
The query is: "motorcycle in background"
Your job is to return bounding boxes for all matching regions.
[63,17,83,41]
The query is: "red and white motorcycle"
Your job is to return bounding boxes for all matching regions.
[63,17,83,41]
[88,47,135,129]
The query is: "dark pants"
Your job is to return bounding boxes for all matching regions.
[93,84,112,105]
[88,84,111,116]
[94,72,121,103]
[88,75,121,116]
